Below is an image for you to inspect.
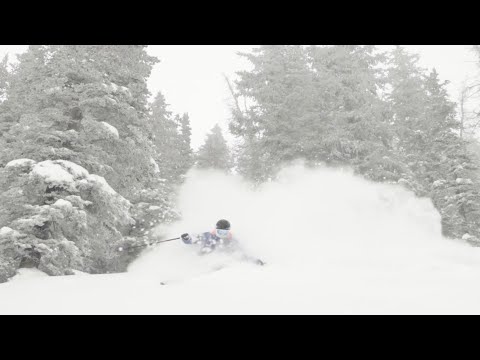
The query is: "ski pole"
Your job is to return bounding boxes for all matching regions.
[117,237,181,252]
[156,237,181,244]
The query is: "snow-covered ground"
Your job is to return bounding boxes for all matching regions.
[2,164,480,314]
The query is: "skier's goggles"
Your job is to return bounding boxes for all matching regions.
[216,229,230,237]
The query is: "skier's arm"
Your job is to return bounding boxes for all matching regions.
[181,232,217,253]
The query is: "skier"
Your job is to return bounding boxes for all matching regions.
[180,219,265,266]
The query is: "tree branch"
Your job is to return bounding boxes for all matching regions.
[222,73,243,116]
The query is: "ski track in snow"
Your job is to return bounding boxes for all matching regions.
[3,164,480,314]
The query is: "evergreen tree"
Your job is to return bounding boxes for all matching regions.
[307,45,406,182]
[386,47,428,157]
[230,44,480,243]
[150,91,180,181]
[196,124,231,171]
[0,46,178,281]
[149,93,193,182]
[230,45,404,183]
[0,55,9,101]
[230,45,313,179]
[176,113,194,177]
[386,47,480,240]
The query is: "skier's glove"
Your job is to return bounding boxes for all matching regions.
[181,233,192,244]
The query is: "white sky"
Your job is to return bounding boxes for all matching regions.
[1,45,479,149]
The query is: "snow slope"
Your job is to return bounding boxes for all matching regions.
[2,164,480,314]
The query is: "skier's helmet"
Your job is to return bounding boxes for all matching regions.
[215,219,231,239]
[216,219,231,230]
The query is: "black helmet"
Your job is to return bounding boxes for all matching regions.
[216,219,231,230]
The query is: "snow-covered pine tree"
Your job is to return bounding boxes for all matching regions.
[386,47,480,241]
[175,113,194,178]
[230,46,313,180]
[196,124,231,172]
[306,45,408,184]
[230,45,405,183]
[149,93,194,183]
[0,46,178,281]
[0,55,8,102]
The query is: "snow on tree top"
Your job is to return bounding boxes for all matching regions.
[54,160,89,178]
[432,180,445,188]
[105,97,117,105]
[120,86,130,94]
[31,160,91,186]
[5,159,37,168]
[31,160,121,198]
[150,157,160,173]
[0,226,15,236]
[455,178,473,185]
[87,174,117,195]
[52,199,73,210]
[45,86,61,95]
[101,82,131,96]
[101,122,119,138]
[32,161,75,185]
